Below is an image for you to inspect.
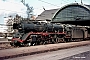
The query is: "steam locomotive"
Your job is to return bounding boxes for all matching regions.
[10,21,90,47]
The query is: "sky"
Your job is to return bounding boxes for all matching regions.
[0,0,90,24]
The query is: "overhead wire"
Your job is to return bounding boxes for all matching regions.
[38,0,78,7]
[38,0,60,7]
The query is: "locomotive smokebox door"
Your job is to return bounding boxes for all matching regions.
[13,23,19,29]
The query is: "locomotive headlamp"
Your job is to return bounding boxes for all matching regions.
[18,26,22,29]
[20,24,21,26]
[18,24,22,30]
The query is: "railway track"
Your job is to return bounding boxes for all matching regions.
[0,41,14,50]
[0,39,89,50]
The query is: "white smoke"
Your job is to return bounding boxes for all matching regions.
[0,0,27,24]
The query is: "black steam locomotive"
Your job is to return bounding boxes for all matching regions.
[10,21,90,47]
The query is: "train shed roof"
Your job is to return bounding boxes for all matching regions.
[52,3,90,26]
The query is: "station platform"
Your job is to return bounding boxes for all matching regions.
[0,41,90,59]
